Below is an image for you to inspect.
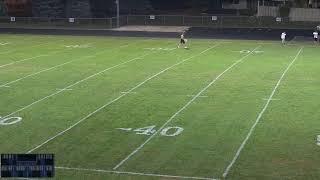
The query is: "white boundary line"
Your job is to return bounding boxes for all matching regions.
[112,45,261,170]
[56,166,217,180]
[222,47,304,178]
[26,43,220,154]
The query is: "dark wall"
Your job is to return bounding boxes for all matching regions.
[5,0,32,16]
[4,0,228,17]
[150,0,183,10]
[90,0,114,17]
[209,0,223,9]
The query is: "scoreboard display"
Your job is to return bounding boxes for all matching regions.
[1,154,54,178]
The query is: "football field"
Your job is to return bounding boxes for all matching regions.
[0,34,319,180]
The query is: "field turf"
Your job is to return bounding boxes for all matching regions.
[0,34,319,180]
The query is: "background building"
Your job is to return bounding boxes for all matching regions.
[0,0,319,18]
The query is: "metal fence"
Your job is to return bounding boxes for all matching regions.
[0,15,319,29]
[126,15,319,29]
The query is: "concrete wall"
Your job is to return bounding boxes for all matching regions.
[290,7,320,21]
[257,6,278,17]
[66,0,91,18]
[32,0,65,17]
[32,0,91,18]
[258,6,320,22]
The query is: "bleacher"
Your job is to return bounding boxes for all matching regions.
[66,0,91,18]
[32,0,91,18]
[32,0,65,17]
[119,0,153,15]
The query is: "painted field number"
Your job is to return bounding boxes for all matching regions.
[65,44,90,48]
[134,125,156,135]
[160,127,184,137]
[0,116,22,125]
[317,135,320,146]
[117,125,184,137]
[237,50,264,54]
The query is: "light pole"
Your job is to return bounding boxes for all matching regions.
[115,0,120,28]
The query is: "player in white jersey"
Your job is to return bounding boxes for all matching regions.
[281,32,286,45]
[178,33,187,49]
[313,31,318,43]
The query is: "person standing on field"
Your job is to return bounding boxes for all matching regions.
[281,32,286,45]
[313,31,318,44]
[178,32,188,49]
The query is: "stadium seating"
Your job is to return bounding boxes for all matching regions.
[32,0,91,18]
[32,0,65,17]
[66,0,91,18]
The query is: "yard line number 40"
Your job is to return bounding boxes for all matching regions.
[117,125,184,137]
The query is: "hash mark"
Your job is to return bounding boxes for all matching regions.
[187,95,208,98]
[121,91,137,94]
[57,88,73,91]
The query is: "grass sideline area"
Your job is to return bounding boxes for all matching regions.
[0,34,319,179]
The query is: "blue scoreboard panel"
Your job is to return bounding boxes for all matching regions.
[1,154,54,178]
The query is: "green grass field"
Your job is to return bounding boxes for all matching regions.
[0,34,319,180]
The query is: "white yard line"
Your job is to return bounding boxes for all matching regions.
[222,47,303,178]
[0,39,65,55]
[56,88,73,91]
[56,166,217,180]
[0,38,153,69]
[0,41,141,88]
[0,54,51,68]
[121,91,137,94]
[0,40,106,69]
[0,56,84,88]
[262,98,280,101]
[0,40,71,68]
[26,43,220,154]
[186,95,208,98]
[112,46,260,170]
[3,52,152,121]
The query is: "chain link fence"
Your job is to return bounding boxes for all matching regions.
[0,15,319,29]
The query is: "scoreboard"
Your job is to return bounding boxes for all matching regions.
[1,154,55,178]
